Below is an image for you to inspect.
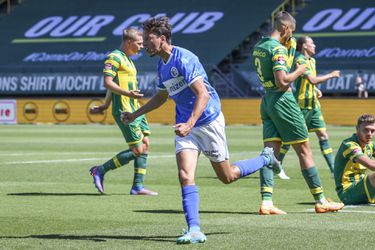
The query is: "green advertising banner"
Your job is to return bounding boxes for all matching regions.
[295,0,375,70]
[0,0,282,74]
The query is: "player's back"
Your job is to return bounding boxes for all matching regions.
[252,37,288,92]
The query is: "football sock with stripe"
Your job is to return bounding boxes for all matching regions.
[132,153,147,190]
[302,166,325,201]
[260,166,274,201]
[182,185,200,230]
[99,149,136,174]
[319,139,334,173]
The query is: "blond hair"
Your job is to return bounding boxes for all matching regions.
[122,28,142,42]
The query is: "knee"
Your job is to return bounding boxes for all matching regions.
[217,175,236,184]
[178,170,195,186]
[318,132,329,141]
[297,145,313,159]
[131,147,144,157]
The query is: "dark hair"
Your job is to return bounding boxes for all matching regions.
[142,16,172,44]
[357,114,375,127]
[296,36,308,52]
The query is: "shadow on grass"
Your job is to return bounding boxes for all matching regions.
[7,192,104,196]
[134,209,258,215]
[0,232,229,243]
[199,176,259,180]
[297,202,316,206]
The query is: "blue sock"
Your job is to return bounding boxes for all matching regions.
[235,156,268,177]
[181,185,200,230]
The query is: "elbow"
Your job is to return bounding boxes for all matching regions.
[276,80,288,88]
[310,79,318,85]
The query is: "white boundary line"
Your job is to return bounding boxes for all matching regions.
[2,155,174,165]
[1,151,259,165]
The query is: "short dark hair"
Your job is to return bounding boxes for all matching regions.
[296,36,309,52]
[357,114,375,127]
[273,11,296,31]
[142,16,172,44]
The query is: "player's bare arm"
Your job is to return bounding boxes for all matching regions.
[274,63,306,90]
[90,90,112,114]
[307,70,340,85]
[104,75,144,99]
[356,156,375,171]
[121,89,169,124]
[174,78,209,137]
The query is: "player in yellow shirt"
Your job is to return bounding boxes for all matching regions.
[277,36,340,179]
[89,28,157,195]
[335,114,375,204]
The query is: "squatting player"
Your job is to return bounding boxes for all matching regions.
[277,36,341,177]
[252,11,344,215]
[335,114,375,204]
[89,28,157,196]
[122,16,281,244]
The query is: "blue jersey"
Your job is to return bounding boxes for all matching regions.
[157,46,221,126]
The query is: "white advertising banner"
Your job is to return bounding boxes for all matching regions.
[0,99,17,124]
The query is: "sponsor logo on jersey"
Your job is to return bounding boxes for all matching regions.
[104,63,112,70]
[163,76,187,95]
[277,56,285,65]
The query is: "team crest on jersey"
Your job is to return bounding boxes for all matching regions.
[105,63,112,70]
[277,56,285,65]
[170,67,179,77]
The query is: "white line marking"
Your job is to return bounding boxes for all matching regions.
[0,151,259,165]
[0,152,115,157]
[2,155,175,165]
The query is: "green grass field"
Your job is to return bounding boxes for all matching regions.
[0,124,374,249]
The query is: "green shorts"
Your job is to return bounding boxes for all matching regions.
[301,108,326,132]
[114,114,150,147]
[337,175,375,204]
[261,91,308,145]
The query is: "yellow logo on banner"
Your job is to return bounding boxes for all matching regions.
[23,102,38,121]
[87,99,107,123]
[53,101,70,122]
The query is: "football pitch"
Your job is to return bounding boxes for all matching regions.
[0,124,374,249]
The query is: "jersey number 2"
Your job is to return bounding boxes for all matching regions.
[254,58,265,82]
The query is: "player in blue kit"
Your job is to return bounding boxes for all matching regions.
[121,16,281,244]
